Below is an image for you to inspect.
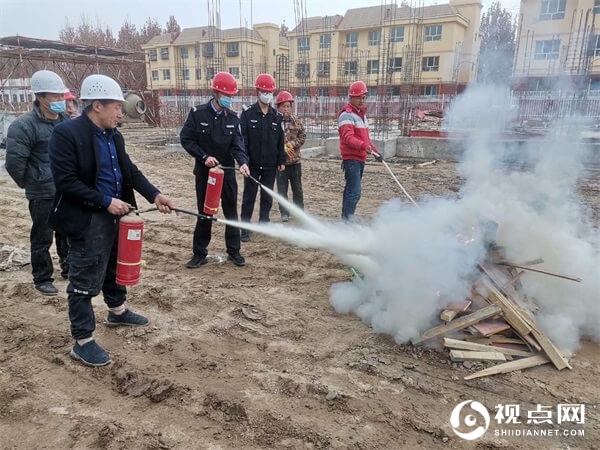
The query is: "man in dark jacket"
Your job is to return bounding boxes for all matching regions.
[48,74,174,367]
[180,71,250,268]
[239,73,286,242]
[5,70,70,295]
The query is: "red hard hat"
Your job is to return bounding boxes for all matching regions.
[276,90,294,105]
[65,90,76,100]
[255,73,276,92]
[211,72,238,95]
[349,81,368,97]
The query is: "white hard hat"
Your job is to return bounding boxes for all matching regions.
[80,74,125,102]
[30,70,68,94]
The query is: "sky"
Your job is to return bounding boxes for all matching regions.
[0,0,521,42]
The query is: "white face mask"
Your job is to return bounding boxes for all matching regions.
[259,92,273,105]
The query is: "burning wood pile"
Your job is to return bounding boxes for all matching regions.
[411,247,577,380]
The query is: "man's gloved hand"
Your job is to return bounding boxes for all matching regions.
[373,151,383,162]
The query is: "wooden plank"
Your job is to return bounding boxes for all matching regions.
[440,309,458,322]
[450,350,506,362]
[464,355,551,380]
[479,278,533,336]
[443,338,534,357]
[441,300,472,321]
[479,263,537,313]
[489,336,527,345]
[497,261,581,282]
[472,319,511,336]
[530,329,572,370]
[411,304,502,345]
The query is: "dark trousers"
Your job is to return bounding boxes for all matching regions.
[193,169,240,256]
[67,210,126,340]
[241,166,277,223]
[276,163,304,216]
[341,160,365,220]
[28,198,69,285]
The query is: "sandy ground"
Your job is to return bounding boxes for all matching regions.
[0,125,598,449]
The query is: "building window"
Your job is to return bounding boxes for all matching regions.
[182,69,190,80]
[148,49,157,61]
[595,0,600,14]
[297,87,310,97]
[227,42,239,57]
[388,57,403,72]
[195,68,202,80]
[534,39,560,59]
[296,63,310,78]
[344,60,358,75]
[422,56,440,71]
[367,60,379,75]
[422,85,438,95]
[388,86,401,96]
[391,27,405,43]
[368,30,381,46]
[346,32,358,48]
[298,37,310,52]
[540,0,566,20]
[204,43,214,57]
[424,25,442,41]
[317,87,329,97]
[319,34,331,49]
[206,67,215,80]
[162,69,171,80]
[229,67,240,78]
[317,61,330,77]
[151,70,159,81]
[180,47,189,59]
[195,45,201,58]
[160,47,169,60]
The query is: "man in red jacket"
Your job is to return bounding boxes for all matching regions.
[337,81,381,221]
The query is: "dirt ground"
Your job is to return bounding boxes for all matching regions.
[0,125,598,449]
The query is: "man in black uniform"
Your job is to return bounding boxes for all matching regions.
[180,72,250,268]
[239,73,286,242]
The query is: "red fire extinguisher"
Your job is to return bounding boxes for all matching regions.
[203,167,224,215]
[116,213,144,286]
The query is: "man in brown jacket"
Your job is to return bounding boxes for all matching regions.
[275,91,306,222]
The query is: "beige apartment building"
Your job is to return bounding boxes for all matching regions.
[286,0,482,96]
[142,1,481,99]
[142,23,288,96]
[513,0,600,91]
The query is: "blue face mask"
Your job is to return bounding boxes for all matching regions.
[218,95,232,109]
[49,100,66,114]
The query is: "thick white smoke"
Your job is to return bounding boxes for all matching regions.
[331,84,598,350]
[229,84,599,350]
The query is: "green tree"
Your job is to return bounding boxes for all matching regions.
[477,1,516,85]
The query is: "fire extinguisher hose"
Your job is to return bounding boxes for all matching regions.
[129,206,217,221]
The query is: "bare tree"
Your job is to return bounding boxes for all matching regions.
[478,1,516,85]
[165,16,181,34]
[117,19,139,50]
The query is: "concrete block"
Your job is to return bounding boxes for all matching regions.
[325,137,341,157]
[372,137,397,159]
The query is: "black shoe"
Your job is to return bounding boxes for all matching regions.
[105,309,149,327]
[35,282,58,296]
[186,254,207,269]
[241,231,250,242]
[227,252,246,267]
[70,340,111,367]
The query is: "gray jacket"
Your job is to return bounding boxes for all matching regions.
[5,105,67,200]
